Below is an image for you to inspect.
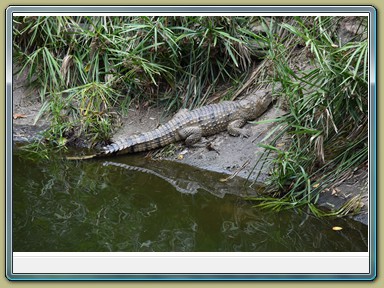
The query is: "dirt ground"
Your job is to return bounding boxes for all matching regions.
[12,68,369,225]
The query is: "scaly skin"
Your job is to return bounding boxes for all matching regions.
[66,88,273,160]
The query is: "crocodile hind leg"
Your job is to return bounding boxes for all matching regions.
[178,126,203,146]
[227,119,250,138]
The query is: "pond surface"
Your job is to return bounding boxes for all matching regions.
[12,151,368,252]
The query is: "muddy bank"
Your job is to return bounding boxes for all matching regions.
[12,67,49,143]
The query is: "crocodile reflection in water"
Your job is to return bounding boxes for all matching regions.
[103,161,200,195]
[102,160,260,198]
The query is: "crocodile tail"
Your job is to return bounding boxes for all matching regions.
[102,127,179,155]
[101,137,142,155]
[67,119,180,160]
[66,132,154,160]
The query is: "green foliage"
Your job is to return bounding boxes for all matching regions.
[249,16,368,215]
[40,82,121,147]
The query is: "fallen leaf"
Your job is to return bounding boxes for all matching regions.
[13,113,27,119]
[332,226,343,231]
[177,154,184,160]
[331,188,338,196]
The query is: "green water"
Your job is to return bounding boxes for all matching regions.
[12,152,368,252]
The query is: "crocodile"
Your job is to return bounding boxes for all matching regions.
[67,88,275,160]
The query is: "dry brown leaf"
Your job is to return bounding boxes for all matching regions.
[332,226,343,231]
[13,113,27,119]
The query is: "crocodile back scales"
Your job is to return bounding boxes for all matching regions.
[103,100,250,155]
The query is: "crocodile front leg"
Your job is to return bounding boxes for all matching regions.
[227,119,250,138]
[178,126,203,146]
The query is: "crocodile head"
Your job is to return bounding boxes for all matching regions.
[238,90,273,120]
